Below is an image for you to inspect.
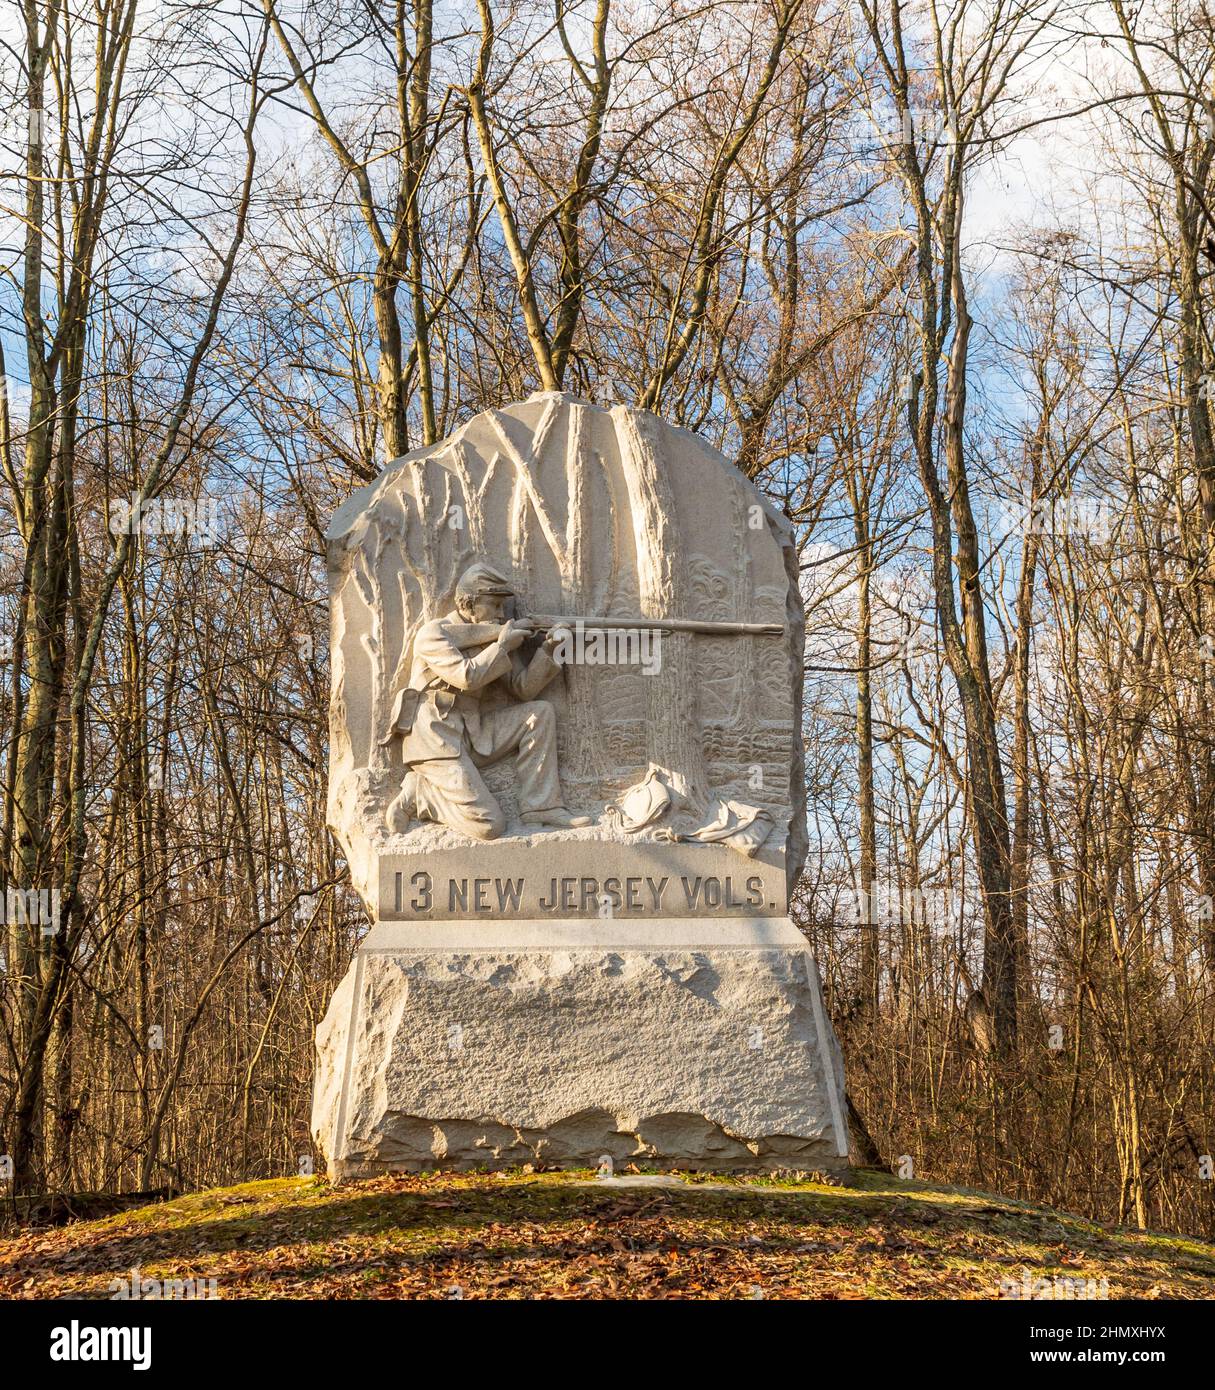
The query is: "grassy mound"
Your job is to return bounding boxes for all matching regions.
[3,1168,1213,1300]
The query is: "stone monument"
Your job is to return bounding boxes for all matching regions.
[312,392,848,1176]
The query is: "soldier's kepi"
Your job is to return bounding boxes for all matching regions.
[382,562,592,840]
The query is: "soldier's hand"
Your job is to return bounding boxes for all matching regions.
[497,618,533,652]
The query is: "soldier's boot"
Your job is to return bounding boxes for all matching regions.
[385,771,418,833]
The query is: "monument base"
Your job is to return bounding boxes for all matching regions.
[312,918,849,1178]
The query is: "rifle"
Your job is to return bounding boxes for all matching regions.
[431,616,784,648]
[527,614,785,637]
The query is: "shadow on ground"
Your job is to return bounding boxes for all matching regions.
[2,1173,1213,1300]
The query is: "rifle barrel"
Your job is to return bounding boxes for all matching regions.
[529,614,784,636]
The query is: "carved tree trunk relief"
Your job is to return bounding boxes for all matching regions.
[560,402,607,781]
[610,405,708,811]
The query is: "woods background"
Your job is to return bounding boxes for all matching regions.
[2,0,1215,1240]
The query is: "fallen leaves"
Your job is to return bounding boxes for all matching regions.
[0,1171,1212,1301]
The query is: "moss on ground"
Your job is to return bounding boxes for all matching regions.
[2,1168,1212,1300]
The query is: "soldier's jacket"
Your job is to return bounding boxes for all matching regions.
[388,611,560,764]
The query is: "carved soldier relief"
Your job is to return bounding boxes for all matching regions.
[325,392,807,920]
[380,561,590,839]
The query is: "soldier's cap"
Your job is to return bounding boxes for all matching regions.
[455,562,515,602]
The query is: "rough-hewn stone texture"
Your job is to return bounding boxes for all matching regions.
[313,922,848,1176]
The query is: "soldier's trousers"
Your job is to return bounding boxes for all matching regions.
[409,700,561,840]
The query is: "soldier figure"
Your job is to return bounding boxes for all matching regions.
[383,562,591,840]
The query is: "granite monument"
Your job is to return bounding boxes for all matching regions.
[312,392,848,1175]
